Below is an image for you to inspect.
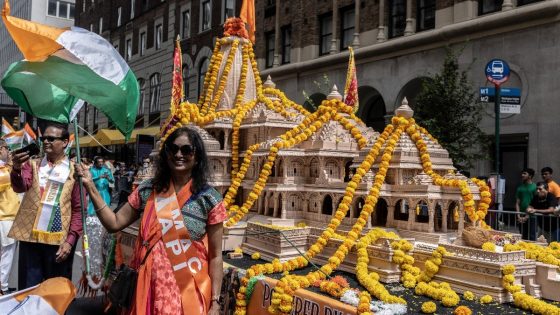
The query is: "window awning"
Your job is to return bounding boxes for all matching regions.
[96,129,125,145]
[75,126,160,148]
[75,135,93,148]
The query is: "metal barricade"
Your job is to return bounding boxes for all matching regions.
[484,209,560,242]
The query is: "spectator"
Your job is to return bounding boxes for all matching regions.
[515,168,537,240]
[527,181,559,242]
[541,167,560,201]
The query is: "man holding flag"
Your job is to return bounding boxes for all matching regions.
[8,121,83,289]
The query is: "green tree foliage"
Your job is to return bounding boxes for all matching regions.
[414,48,488,170]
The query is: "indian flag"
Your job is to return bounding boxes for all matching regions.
[0,0,138,140]
[1,117,15,137]
[23,122,37,145]
[0,277,76,314]
[4,130,23,150]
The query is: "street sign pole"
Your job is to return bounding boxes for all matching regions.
[494,84,500,175]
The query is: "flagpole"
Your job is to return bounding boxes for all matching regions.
[73,118,91,277]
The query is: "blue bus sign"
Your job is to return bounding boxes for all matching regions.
[485,59,510,86]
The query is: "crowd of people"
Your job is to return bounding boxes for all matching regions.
[515,167,560,242]
[0,121,225,315]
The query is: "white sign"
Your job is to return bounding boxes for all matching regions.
[500,104,520,114]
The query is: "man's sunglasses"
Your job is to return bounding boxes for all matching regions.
[165,144,195,156]
[40,136,66,143]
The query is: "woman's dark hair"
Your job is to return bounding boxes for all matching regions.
[152,127,210,194]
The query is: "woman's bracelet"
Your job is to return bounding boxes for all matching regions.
[95,204,108,213]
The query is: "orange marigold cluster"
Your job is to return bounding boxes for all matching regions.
[223,17,249,39]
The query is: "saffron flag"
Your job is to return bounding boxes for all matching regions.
[343,47,359,113]
[240,0,255,43]
[23,123,36,146]
[0,117,14,137]
[0,277,76,314]
[4,130,23,150]
[0,0,139,140]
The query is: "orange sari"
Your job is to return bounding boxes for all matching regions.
[128,182,212,315]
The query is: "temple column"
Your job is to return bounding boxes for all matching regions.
[502,0,514,11]
[428,208,435,233]
[386,201,396,228]
[273,194,278,218]
[224,130,230,150]
[330,0,339,54]
[273,0,281,66]
[377,0,387,42]
[263,194,269,215]
[407,200,415,230]
[442,209,448,233]
[352,0,360,48]
[280,193,286,219]
[458,204,465,236]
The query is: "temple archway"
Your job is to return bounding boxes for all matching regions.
[448,201,459,230]
[415,200,429,223]
[394,199,409,221]
[434,203,443,232]
[354,197,365,218]
[322,195,333,215]
[372,198,388,226]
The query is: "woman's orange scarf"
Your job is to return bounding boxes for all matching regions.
[131,181,211,314]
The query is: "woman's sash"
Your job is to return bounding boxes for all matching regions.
[147,181,211,314]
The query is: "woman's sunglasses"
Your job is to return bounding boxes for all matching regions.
[165,144,195,156]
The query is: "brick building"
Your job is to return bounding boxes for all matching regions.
[74,0,241,161]
[74,0,559,211]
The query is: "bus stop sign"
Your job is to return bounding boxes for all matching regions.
[485,59,510,86]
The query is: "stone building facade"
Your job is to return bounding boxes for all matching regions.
[256,0,554,210]
[74,0,557,210]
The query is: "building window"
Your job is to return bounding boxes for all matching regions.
[319,13,332,56]
[201,0,211,31]
[340,7,355,50]
[131,0,135,19]
[149,73,162,112]
[198,58,209,99]
[265,31,275,68]
[117,6,122,27]
[126,39,132,60]
[47,0,75,19]
[155,24,163,50]
[417,0,435,31]
[478,0,502,15]
[389,0,406,38]
[281,26,291,64]
[99,17,103,33]
[138,79,146,115]
[182,10,190,39]
[223,0,234,20]
[140,32,146,56]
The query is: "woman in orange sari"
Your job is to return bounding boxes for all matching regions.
[76,127,225,315]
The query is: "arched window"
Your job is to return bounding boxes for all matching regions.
[310,158,319,177]
[198,57,209,99]
[149,73,161,112]
[137,78,146,115]
[182,64,189,99]
[326,160,338,178]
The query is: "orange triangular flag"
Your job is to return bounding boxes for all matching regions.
[240,0,255,43]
